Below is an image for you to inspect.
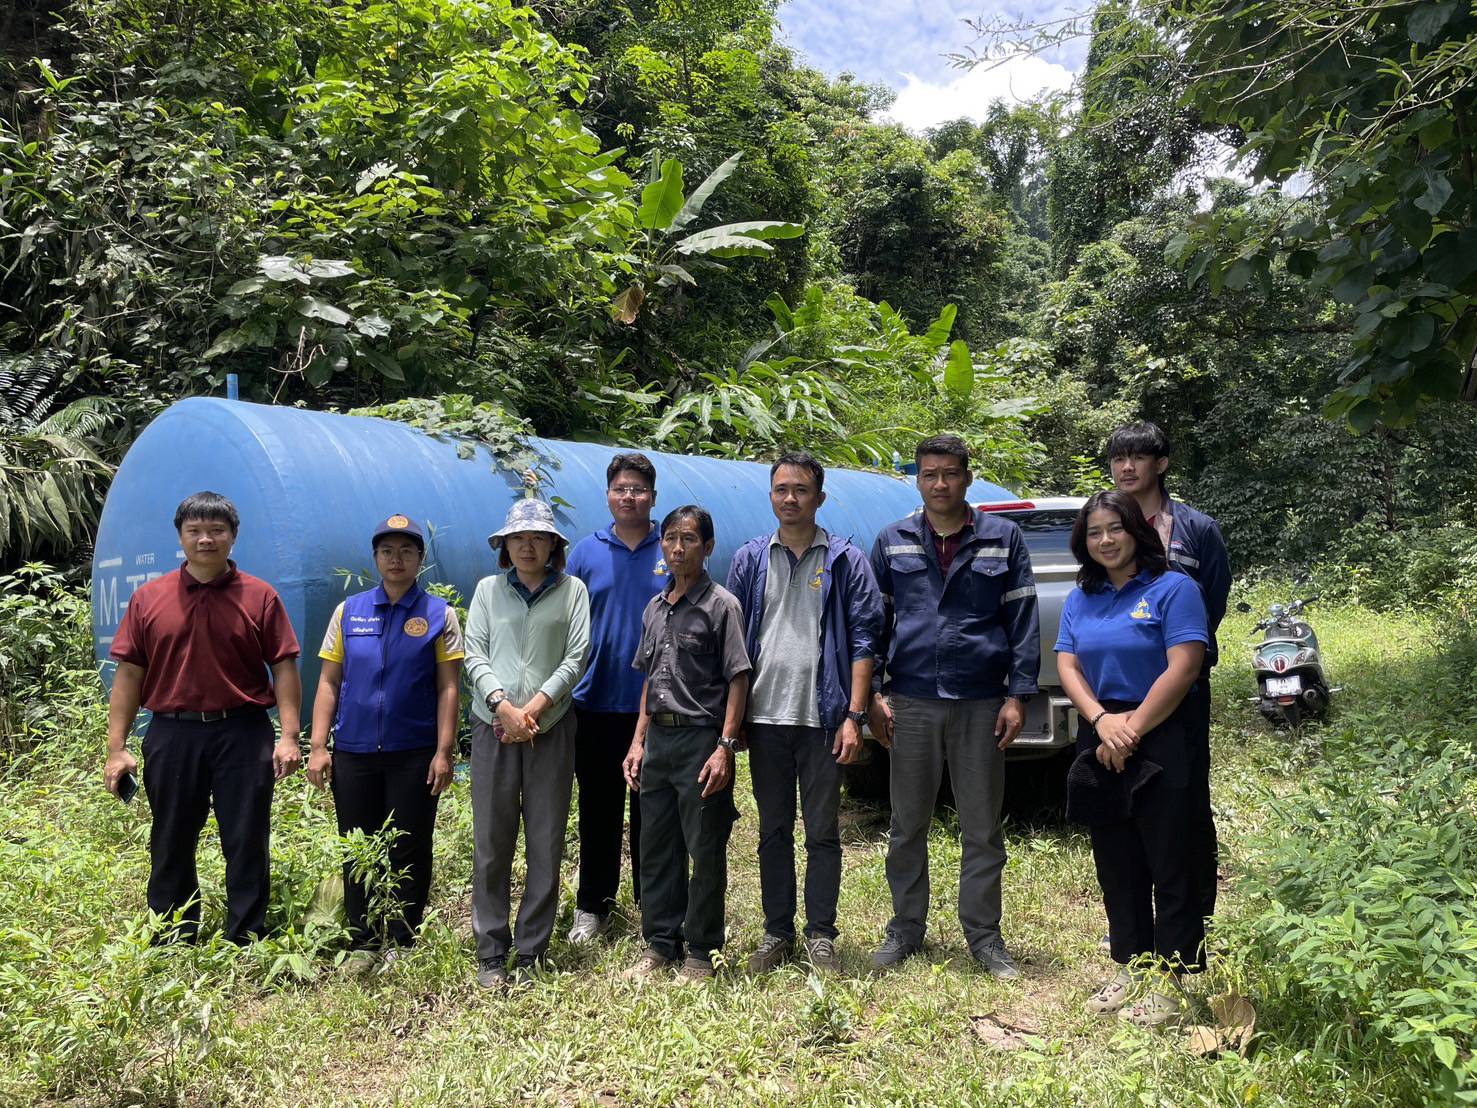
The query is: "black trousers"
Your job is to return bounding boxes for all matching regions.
[574,709,642,914]
[748,723,842,941]
[331,746,441,948]
[638,723,736,962]
[1086,699,1204,971]
[141,710,275,943]
[1185,678,1219,919]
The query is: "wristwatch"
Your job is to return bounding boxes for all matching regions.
[717,734,740,752]
[487,690,507,710]
[846,709,868,725]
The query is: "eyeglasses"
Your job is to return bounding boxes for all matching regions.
[609,485,652,498]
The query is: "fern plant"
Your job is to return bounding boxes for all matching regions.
[0,349,117,563]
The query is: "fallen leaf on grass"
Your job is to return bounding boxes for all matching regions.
[1184,993,1257,1057]
[969,1013,1038,1051]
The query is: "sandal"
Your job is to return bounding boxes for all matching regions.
[1120,987,1187,1028]
[1085,968,1134,1016]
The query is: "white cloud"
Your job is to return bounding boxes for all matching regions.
[878,54,1076,132]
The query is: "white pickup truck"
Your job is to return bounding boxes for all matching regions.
[843,496,1086,799]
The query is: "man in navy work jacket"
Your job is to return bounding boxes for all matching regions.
[564,452,665,944]
[726,451,882,976]
[867,434,1040,977]
[1107,420,1230,921]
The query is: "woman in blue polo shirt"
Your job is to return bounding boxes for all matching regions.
[307,515,464,973]
[1055,489,1208,1028]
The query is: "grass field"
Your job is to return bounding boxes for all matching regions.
[0,599,1447,1105]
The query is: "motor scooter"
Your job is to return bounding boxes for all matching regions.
[1236,589,1337,729]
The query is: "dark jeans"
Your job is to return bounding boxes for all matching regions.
[1087,698,1205,971]
[470,713,576,964]
[331,746,440,949]
[141,710,275,943]
[748,723,842,941]
[885,694,1006,953]
[1185,678,1218,919]
[574,709,642,914]
[638,722,737,962]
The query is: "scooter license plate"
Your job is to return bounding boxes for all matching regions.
[1266,675,1302,696]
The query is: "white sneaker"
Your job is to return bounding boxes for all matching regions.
[568,909,609,946]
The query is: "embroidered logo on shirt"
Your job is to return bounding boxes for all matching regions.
[809,566,823,590]
[403,617,430,637]
[1130,599,1153,620]
[653,559,668,576]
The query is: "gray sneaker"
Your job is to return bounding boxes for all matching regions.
[973,937,1020,980]
[870,933,920,970]
[568,909,610,946]
[747,933,792,974]
[804,936,839,975]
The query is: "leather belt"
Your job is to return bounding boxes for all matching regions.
[153,706,266,722]
[650,712,716,729]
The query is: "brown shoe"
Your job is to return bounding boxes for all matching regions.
[674,955,716,984]
[747,933,792,974]
[622,947,672,981]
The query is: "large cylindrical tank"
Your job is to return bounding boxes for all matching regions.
[91,398,1009,696]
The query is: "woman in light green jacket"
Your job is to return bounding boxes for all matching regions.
[464,499,590,988]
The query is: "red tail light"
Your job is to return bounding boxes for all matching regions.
[977,501,1036,512]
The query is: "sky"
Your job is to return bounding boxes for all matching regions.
[777,0,1091,131]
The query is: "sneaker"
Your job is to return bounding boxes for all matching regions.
[1085,967,1134,1016]
[568,909,610,946]
[972,936,1020,980]
[804,936,839,975]
[476,957,509,990]
[622,947,672,981]
[746,933,792,974]
[1098,932,1112,953]
[378,946,407,973]
[339,949,379,977]
[870,933,920,970]
[674,955,716,984]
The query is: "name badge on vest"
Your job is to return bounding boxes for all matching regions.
[345,612,384,636]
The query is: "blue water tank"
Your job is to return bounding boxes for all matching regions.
[91,398,1009,697]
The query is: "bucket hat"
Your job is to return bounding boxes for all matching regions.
[487,498,570,550]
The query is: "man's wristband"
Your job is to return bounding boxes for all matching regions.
[846,709,868,725]
[1089,709,1107,727]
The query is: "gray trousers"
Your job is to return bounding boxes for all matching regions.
[885,694,1006,953]
[470,712,576,964]
[748,723,842,941]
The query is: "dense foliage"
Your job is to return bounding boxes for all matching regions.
[2,0,1474,579]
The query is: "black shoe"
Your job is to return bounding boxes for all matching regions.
[476,957,509,989]
[870,934,919,970]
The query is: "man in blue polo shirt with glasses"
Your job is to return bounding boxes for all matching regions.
[565,452,666,944]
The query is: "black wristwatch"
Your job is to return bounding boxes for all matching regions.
[846,709,868,725]
[487,690,507,710]
[717,735,740,752]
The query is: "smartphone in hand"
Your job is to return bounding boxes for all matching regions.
[117,771,139,804]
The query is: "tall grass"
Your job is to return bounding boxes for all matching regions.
[1,574,1473,1104]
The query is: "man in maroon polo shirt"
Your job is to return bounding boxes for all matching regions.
[103,492,303,943]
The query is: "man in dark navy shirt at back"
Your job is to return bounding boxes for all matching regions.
[1108,421,1230,922]
[104,491,302,944]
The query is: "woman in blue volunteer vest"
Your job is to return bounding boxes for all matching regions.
[1054,490,1209,1028]
[307,515,464,972]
